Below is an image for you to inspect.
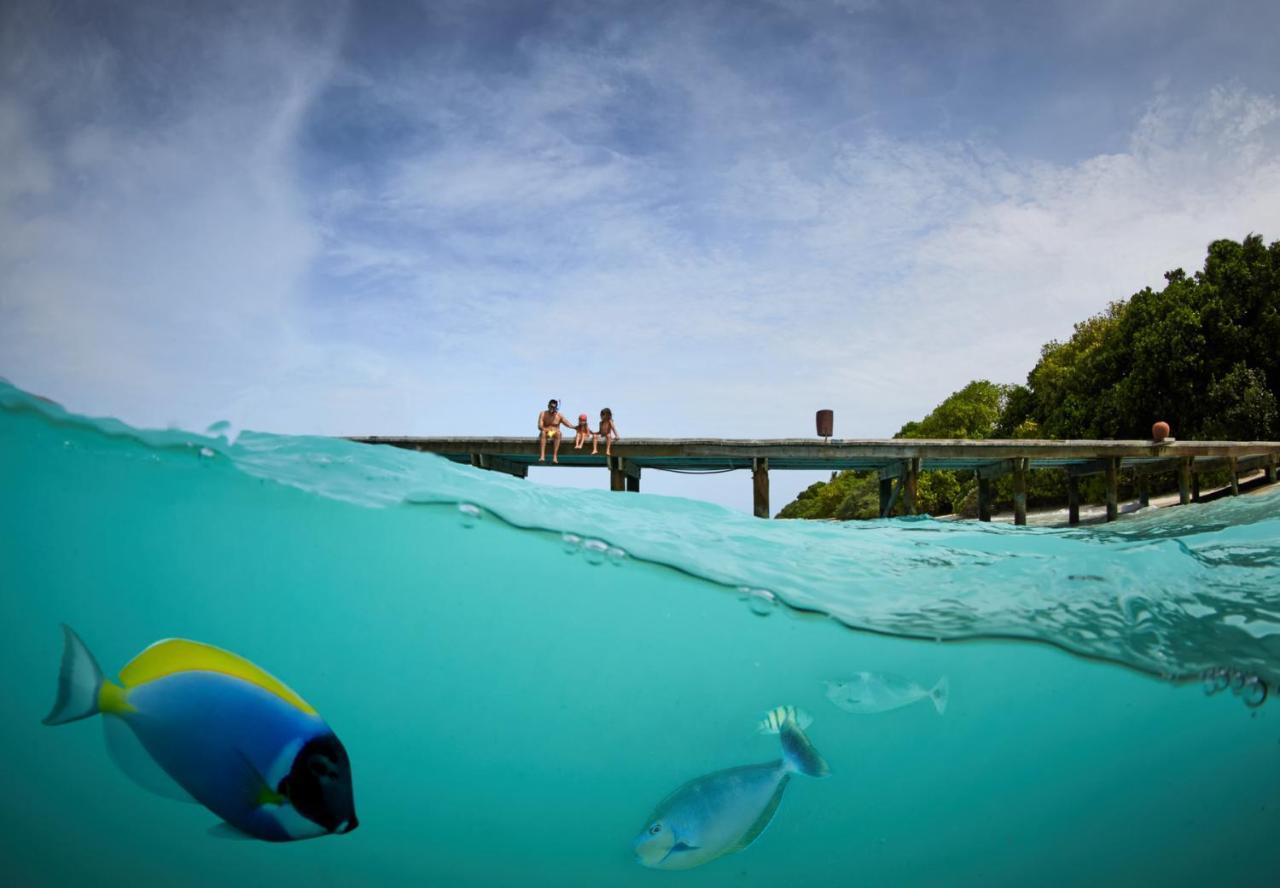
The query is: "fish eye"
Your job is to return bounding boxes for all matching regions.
[649,824,662,835]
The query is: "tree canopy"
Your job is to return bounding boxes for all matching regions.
[778,234,1280,520]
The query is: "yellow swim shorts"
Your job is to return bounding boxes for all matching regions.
[545,428,558,437]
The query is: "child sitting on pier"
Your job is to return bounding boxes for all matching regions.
[592,408,619,456]
[573,414,591,450]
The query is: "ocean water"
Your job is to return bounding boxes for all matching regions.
[2,380,1279,886]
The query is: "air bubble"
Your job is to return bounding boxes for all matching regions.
[1213,668,1230,694]
[562,533,582,554]
[198,447,215,459]
[1243,677,1268,708]
[607,546,627,566]
[457,502,482,528]
[1230,671,1246,694]
[583,539,609,565]
[1203,669,1224,696]
[746,589,777,617]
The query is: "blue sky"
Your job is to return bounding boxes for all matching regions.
[3,0,1280,512]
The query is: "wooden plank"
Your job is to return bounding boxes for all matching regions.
[752,458,769,519]
[1012,458,1027,526]
[976,474,992,522]
[1067,473,1080,525]
[878,461,905,480]
[975,459,1015,480]
[469,453,528,479]
[1105,457,1119,521]
[1179,458,1192,505]
[902,458,920,515]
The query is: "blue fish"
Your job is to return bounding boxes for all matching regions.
[633,715,830,870]
[44,625,357,842]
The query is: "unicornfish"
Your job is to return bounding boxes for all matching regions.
[43,625,358,842]
[632,714,829,870]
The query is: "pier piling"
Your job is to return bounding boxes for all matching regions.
[1012,458,1028,526]
[1105,458,1119,521]
[977,475,992,522]
[752,458,770,518]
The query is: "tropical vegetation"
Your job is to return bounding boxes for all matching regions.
[779,234,1280,519]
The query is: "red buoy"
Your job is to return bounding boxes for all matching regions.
[1152,421,1171,442]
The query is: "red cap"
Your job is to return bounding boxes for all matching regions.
[579,413,588,421]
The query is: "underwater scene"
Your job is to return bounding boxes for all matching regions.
[2,379,1279,887]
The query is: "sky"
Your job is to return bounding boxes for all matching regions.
[3,0,1280,513]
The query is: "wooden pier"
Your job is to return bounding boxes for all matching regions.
[349,436,1280,524]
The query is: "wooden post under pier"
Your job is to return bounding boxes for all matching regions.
[1179,458,1192,504]
[1012,458,1028,526]
[1137,472,1150,508]
[903,458,920,516]
[752,458,769,518]
[1105,457,1119,521]
[1229,456,1239,496]
[1269,455,1278,484]
[878,477,893,518]
[1067,474,1080,525]
[976,474,992,522]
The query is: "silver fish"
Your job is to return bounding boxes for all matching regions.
[823,672,949,715]
[632,718,830,870]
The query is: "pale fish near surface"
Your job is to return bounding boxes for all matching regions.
[633,718,830,870]
[823,672,950,715]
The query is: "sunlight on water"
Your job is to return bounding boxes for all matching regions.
[2,380,1279,885]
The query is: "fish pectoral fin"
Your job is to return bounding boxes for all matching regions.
[207,822,255,841]
[660,841,700,864]
[230,749,286,807]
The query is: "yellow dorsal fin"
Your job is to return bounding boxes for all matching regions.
[119,639,317,715]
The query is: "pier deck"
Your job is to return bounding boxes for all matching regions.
[349,436,1280,524]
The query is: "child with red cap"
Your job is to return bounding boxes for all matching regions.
[573,413,592,450]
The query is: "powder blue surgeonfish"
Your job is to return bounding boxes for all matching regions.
[44,625,358,842]
[633,714,830,870]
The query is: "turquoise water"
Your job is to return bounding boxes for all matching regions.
[2,380,1279,886]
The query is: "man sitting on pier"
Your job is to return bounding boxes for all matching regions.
[537,398,573,463]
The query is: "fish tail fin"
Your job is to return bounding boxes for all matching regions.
[930,676,950,715]
[43,625,107,726]
[780,718,830,778]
